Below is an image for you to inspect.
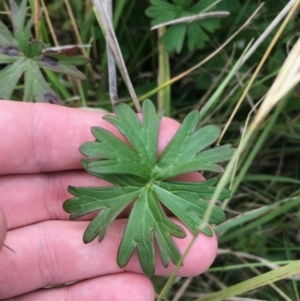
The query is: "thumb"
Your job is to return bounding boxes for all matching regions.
[0,207,7,250]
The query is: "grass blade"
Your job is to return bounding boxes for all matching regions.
[196,261,300,301]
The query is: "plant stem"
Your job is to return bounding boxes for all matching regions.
[104,0,118,111]
[34,0,39,39]
[93,0,142,112]
[157,26,170,116]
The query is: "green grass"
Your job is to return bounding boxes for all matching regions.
[1,0,300,300]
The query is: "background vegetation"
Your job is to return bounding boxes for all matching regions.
[1,0,300,300]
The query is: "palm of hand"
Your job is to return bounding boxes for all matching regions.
[0,101,217,300]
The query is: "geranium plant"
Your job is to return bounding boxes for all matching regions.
[63,99,234,277]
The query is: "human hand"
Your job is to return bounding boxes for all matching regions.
[0,101,218,300]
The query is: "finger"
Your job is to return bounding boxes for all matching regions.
[0,219,217,298]
[0,171,104,230]
[0,101,181,175]
[3,274,154,301]
[1,170,204,230]
[0,207,7,250]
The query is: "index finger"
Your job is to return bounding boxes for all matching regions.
[0,101,106,174]
[0,101,180,175]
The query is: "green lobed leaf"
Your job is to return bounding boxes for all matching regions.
[160,24,186,53]
[152,184,219,236]
[15,17,35,56]
[24,61,60,103]
[0,0,87,101]
[0,59,25,99]
[82,127,150,180]
[155,144,235,179]
[153,112,235,179]
[117,188,185,274]
[0,20,15,46]
[173,0,192,9]
[103,100,164,171]
[156,113,217,167]
[155,179,231,201]
[65,185,140,242]
[10,0,27,38]
[145,0,179,25]
[201,18,221,33]
[146,0,223,52]
[41,53,91,66]
[64,99,234,277]
[21,40,44,59]
[187,22,208,50]
[0,52,20,64]
[36,56,86,80]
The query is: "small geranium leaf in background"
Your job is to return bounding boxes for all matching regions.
[0,60,25,100]
[63,100,235,277]
[145,0,179,25]
[160,24,186,53]
[0,51,20,64]
[24,61,60,103]
[36,55,86,80]
[10,0,27,36]
[43,51,91,66]
[0,20,15,46]
[24,40,44,59]
[146,0,226,53]
[200,18,221,33]
[0,0,89,102]
[187,22,208,51]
